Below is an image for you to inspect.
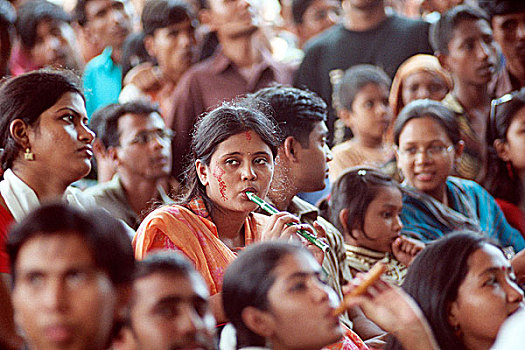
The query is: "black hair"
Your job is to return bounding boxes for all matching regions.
[134,250,198,281]
[393,99,460,146]
[7,202,135,287]
[223,241,307,349]
[141,0,195,36]
[0,69,84,171]
[335,64,391,112]
[0,0,15,78]
[430,5,490,54]
[483,89,525,206]
[177,99,280,210]
[73,0,89,26]
[90,100,161,149]
[326,167,400,239]
[251,85,327,147]
[16,0,71,49]
[291,0,315,24]
[478,0,525,19]
[120,32,154,80]
[385,231,493,350]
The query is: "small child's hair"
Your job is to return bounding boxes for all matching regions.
[327,167,399,239]
[334,64,391,112]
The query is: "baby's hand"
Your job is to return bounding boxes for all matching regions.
[392,236,424,266]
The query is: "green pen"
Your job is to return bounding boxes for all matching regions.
[246,192,330,253]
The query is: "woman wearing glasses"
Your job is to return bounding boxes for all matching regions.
[393,99,524,252]
[484,89,525,236]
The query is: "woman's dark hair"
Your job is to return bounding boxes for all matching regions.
[223,241,306,349]
[483,89,525,205]
[0,69,84,171]
[325,167,400,240]
[393,99,460,146]
[335,64,391,112]
[177,99,280,210]
[385,231,493,350]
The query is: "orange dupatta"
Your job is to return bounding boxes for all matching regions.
[133,197,262,295]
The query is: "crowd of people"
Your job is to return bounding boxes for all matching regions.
[0,0,525,349]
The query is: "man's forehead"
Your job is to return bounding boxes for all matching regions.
[85,0,125,17]
[134,271,209,300]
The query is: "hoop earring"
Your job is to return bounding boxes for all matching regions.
[24,148,34,161]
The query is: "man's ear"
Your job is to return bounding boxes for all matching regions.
[199,8,215,31]
[93,139,108,158]
[437,52,451,72]
[107,146,120,163]
[195,159,209,186]
[282,136,299,162]
[494,139,510,162]
[143,34,156,58]
[9,119,30,148]
[241,306,275,339]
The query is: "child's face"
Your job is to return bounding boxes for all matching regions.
[498,105,525,176]
[348,83,392,143]
[352,186,403,252]
[440,19,497,86]
[401,71,449,106]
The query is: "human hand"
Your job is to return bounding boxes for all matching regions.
[392,236,424,266]
[123,62,163,92]
[341,275,439,350]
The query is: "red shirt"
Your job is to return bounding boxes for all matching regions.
[0,205,14,273]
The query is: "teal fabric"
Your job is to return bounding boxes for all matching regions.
[83,46,122,118]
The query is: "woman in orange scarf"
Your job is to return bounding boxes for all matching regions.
[133,100,320,322]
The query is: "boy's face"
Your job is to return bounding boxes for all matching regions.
[292,121,332,192]
[146,19,196,82]
[440,19,498,86]
[12,232,118,350]
[491,11,525,81]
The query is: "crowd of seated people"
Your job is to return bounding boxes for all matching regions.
[0,0,525,349]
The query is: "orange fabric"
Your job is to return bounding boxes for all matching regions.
[389,54,453,118]
[133,197,264,295]
[323,326,369,350]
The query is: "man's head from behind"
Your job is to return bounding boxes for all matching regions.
[16,0,81,70]
[431,5,497,87]
[479,0,525,84]
[7,202,135,350]
[142,0,196,83]
[252,85,332,192]
[128,251,215,350]
[91,101,172,181]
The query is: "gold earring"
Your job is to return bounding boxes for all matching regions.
[24,148,34,161]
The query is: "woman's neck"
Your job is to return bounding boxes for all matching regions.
[351,135,384,149]
[10,164,70,201]
[210,206,249,248]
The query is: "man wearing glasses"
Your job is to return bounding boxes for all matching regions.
[86,101,176,229]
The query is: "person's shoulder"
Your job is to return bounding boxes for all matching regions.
[388,13,429,29]
[303,24,346,52]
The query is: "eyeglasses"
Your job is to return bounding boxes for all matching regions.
[396,145,454,159]
[122,129,174,146]
[488,91,519,143]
